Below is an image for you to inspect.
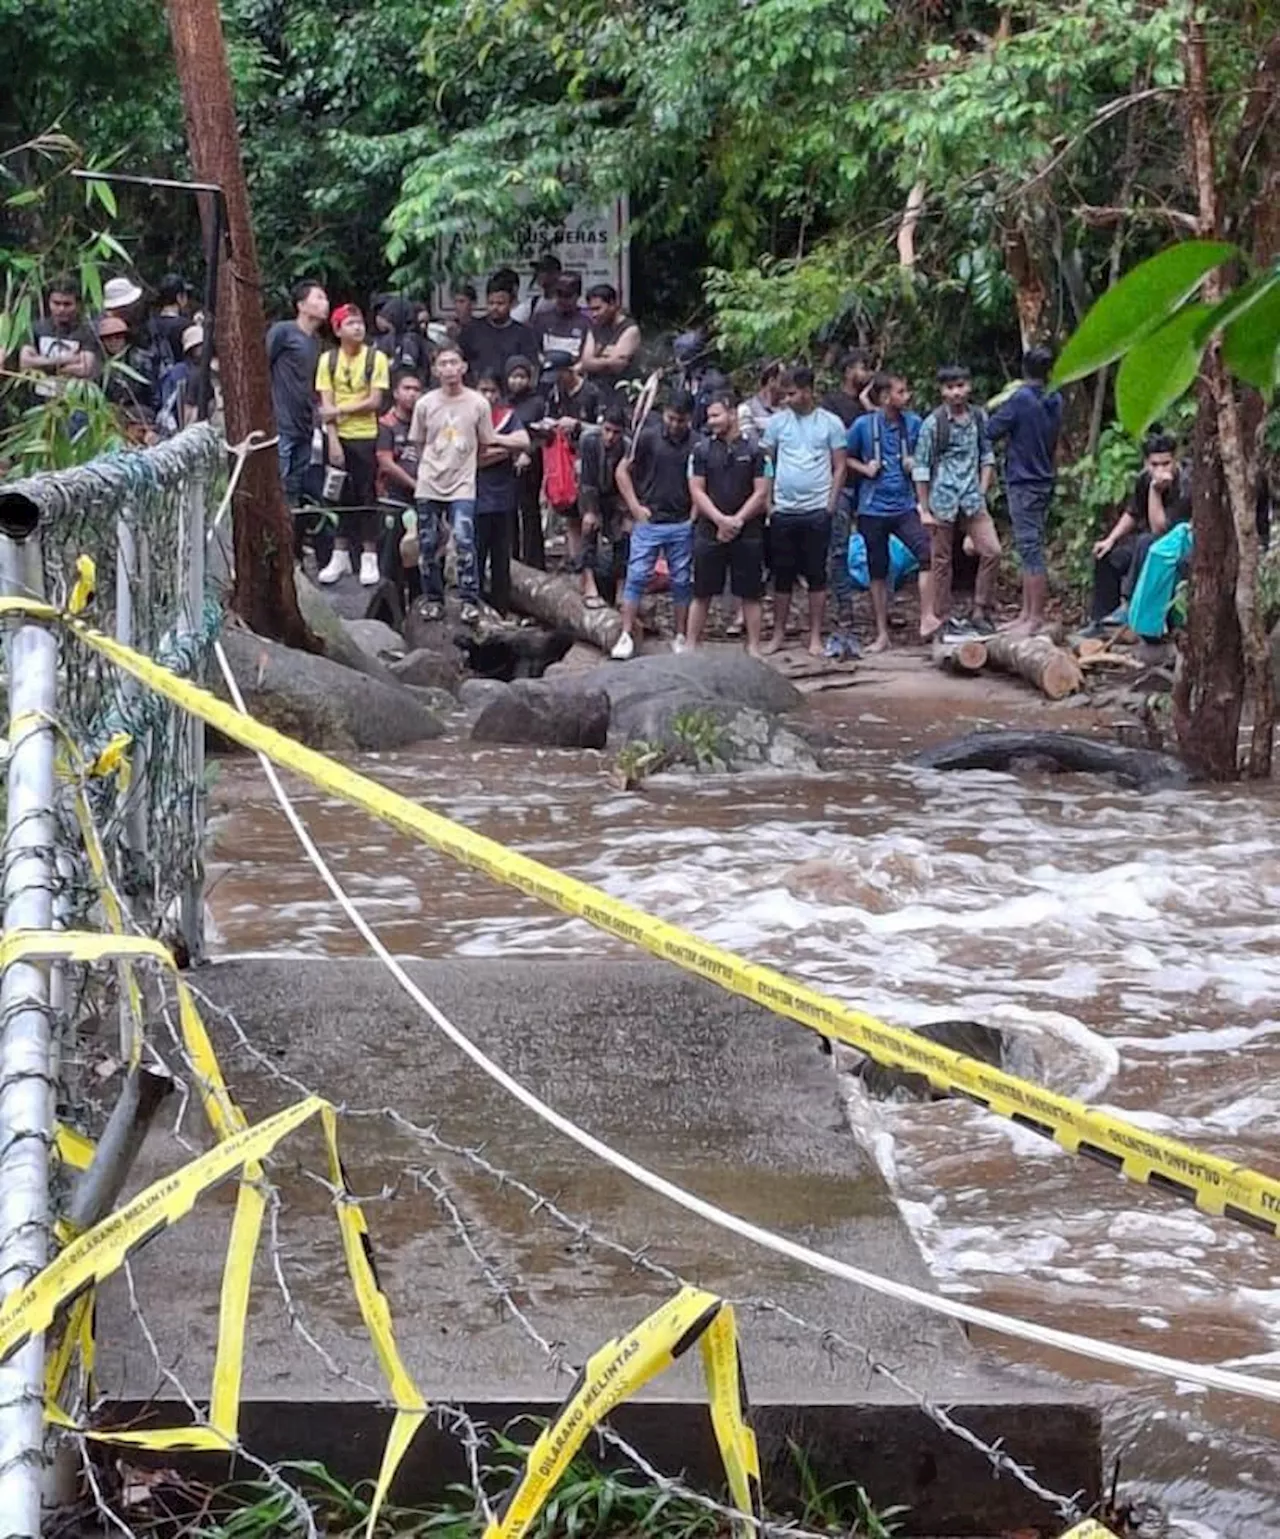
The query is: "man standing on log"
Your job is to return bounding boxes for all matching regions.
[913,364,1000,637]
[987,345,1061,638]
[409,344,529,625]
[846,372,937,651]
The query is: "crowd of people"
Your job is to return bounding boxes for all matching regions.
[17,272,210,439]
[17,262,1197,653]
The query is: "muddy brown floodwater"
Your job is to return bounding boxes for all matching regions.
[206,672,1280,1539]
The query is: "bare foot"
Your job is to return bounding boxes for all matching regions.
[746,645,763,659]
[999,614,1029,634]
[807,639,825,658]
[918,613,942,638]
[760,633,785,655]
[1000,618,1034,639]
[867,634,891,654]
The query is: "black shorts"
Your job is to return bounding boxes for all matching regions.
[769,512,830,593]
[693,530,765,600]
[861,509,931,581]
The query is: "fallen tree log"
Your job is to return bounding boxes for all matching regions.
[931,636,988,675]
[913,729,1188,788]
[983,631,1083,699]
[509,560,623,652]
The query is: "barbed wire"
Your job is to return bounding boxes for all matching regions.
[185,980,1082,1525]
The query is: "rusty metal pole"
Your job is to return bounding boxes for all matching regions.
[165,0,316,652]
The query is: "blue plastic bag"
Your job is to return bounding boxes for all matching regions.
[1128,522,1193,639]
[847,531,920,591]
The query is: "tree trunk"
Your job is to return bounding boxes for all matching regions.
[983,632,1083,699]
[166,0,316,652]
[1173,17,1253,778]
[508,560,624,651]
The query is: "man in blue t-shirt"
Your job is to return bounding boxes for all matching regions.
[846,373,938,651]
[760,366,847,656]
[986,345,1062,636]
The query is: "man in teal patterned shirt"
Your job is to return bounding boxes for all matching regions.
[913,364,1000,636]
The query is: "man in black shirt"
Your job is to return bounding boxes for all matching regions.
[267,277,329,506]
[687,396,768,652]
[504,354,547,567]
[1088,429,1191,626]
[574,406,630,607]
[20,276,99,398]
[820,349,873,429]
[534,274,592,366]
[459,277,538,386]
[611,389,695,660]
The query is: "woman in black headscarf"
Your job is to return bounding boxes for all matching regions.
[373,295,431,375]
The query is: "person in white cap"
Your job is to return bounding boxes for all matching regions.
[156,324,208,436]
[101,274,144,320]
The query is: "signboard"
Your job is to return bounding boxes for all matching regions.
[434,197,630,317]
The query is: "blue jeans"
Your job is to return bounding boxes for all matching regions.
[278,432,313,507]
[416,498,478,605]
[622,519,694,606]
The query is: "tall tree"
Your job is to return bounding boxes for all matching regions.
[166,0,315,650]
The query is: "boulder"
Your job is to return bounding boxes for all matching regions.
[389,647,464,695]
[570,649,813,769]
[293,569,400,686]
[471,681,610,749]
[455,625,576,681]
[458,678,514,711]
[215,625,444,753]
[342,617,406,661]
[845,1019,1040,1101]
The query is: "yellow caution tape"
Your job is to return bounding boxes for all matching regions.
[0,1093,426,1534]
[9,598,1275,1241]
[486,1285,759,1539]
[68,554,96,615]
[1060,1523,1121,1539]
[55,1124,95,1172]
[88,731,133,790]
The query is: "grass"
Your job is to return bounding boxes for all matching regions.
[106,1433,906,1538]
[612,707,730,787]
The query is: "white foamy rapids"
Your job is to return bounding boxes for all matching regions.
[208,739,1280,1531]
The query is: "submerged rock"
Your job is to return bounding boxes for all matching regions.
[471,680,610,749]
[845,1018,1039,1102]
[914,729,1187,789]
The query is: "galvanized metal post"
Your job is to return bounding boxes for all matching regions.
[0,514,58,1535]
[178,471,206,962]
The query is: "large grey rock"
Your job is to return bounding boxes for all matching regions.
[458,678,512,711]
[342,617,406,661]
[215,626,444,752]
[471,680,610,748]
[390,647,464,695]
[576,649,813,769]
[292,570,400,687]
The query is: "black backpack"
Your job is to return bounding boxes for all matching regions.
[325,345,377,392]
[867,410,915,474]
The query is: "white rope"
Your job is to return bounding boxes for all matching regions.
[212,430,277,534]
[209,641,1280,1405]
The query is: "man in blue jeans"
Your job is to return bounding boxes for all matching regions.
[987,345,1062,637]
[761,366,847,656]
[846,372,938,651]
[408,346,529,624]
[611,390,696,660]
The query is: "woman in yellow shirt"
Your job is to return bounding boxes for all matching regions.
[315,303,391,585]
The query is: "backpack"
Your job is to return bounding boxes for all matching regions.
[543,428,579,511]
[925,404,988,476]
[325,345,377,392]
[867,410,915,474]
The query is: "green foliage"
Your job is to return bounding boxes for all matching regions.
[787,1440,907,1538]
[1053,422,1145,600]
[1113,301,1212,440]
[669,706,728,771]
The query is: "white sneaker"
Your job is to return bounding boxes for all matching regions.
[610,630,635,661]
[671,635,689,655]
[359,551,380,586]
[317,549,352,585]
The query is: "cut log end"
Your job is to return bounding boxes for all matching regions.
[984,632,1084,700]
